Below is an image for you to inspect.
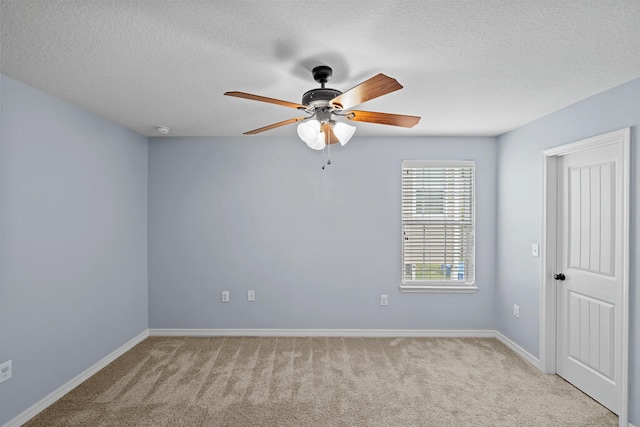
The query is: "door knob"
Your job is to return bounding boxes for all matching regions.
[553,273,566,281]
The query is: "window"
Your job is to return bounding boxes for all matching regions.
[401,160,476,292]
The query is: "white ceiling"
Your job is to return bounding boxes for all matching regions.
[2,1,640,138]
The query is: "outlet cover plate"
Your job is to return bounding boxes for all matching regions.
[221,291,229,302]
[0,360,12,384]
[247,290,255,301]
[380,295,388,306]
[531,243,539,257]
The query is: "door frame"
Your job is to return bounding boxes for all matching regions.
[540,128,629,426]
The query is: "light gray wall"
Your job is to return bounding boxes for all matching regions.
[148,136,497,330]
[0,75,149,425]
[496,77,640,423]
[3,68,636,424]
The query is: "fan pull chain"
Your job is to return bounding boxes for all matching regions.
[321,145,326,170]
[321,132,331,170]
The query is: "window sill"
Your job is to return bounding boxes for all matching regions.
[400,285,478,294]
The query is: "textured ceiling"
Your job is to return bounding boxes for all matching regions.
[1,0,640,137]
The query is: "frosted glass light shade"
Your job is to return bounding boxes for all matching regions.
[297,120,320,143]
[297,120,325,150]
[332,122,356,146]
[307,132,326,150]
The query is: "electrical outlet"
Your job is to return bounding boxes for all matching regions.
[380,295,388,306]
[247,290,255,301]
[0,360,12,384]
[531,243,539,257]
[513,304,520,318]
[221,291,229,302]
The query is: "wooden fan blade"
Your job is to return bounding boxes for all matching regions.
[330,74,403,110]
[347,110,421,128]
[224,91,306,110]
[322,123,340,145]
[244,117,307,135]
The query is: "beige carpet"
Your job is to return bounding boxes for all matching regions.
[26,337,616,426]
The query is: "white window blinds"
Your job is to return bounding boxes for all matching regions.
[402,160,475,285]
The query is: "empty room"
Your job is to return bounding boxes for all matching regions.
[0,1,639,426]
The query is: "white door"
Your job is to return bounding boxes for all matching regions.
[555,140,624,413]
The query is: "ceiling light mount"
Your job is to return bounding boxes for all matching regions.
[155,126,171,135]
[312,65,333,87]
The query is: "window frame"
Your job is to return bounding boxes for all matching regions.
[400,160,478,293]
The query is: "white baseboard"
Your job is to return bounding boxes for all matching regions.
[4,329,149,427]
[148,328,497,338]
[493,331,541,370]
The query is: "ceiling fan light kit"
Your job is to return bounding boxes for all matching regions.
[297,119,356,150]
[224,65,420,167]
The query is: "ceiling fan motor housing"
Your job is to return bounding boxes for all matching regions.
[302,88,342,108]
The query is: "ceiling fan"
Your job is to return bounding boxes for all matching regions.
[224,66,420,151]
